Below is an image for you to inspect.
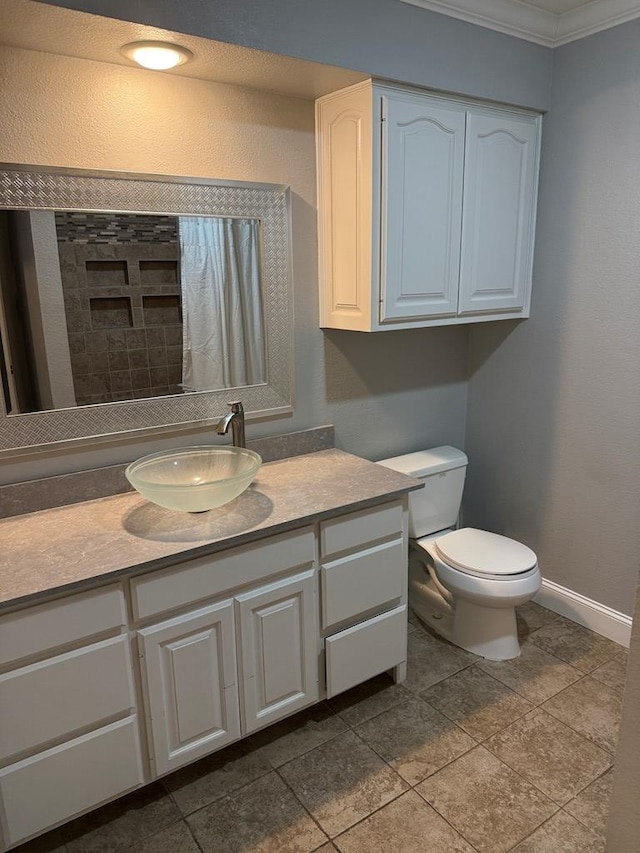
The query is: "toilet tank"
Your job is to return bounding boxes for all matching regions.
[378,446,468,538]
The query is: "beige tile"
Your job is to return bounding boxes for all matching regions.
[590,651,629,694]
[404,628,476,693]
[164,740,272,816]
[12,830,67,852]
[278,730,408,837]
[328,673,414,727]
[129,821,199,852]
[510,810,605,852]
[314,846,338,852]
[565,768,615,838]
[517,602,561,642]
[528,617,623,673]
[542,676,623,754]
[354,697,475,784]
[187,771,327,853]
[249,702,349,767]
[485,708,612,805]
[421,665,534,741]
[416,746,557,853]
[63,783,180,853]
[478,642,581,704]
[334,790,475,853]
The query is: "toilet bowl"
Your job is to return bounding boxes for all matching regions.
[411,527,541,660]
[378,447,541,661]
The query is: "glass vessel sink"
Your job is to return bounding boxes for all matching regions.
[125,446,262,512]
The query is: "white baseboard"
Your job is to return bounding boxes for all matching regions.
[535,579,632,648]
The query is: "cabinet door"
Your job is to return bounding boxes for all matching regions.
[380,92,466,322]
[459,109,540,315]
[236,570,319,734]
[138,600,240,776]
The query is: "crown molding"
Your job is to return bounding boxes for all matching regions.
[400,0,640,47]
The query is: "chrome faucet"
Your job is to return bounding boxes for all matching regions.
[215,401,246,448]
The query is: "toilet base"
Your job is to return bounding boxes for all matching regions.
[409,568,522,661]
[451,599,521,660]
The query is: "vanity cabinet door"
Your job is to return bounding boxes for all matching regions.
[458,109,540,316]
[236,569,319,734]
[380,91,465,322]
[138,600,240,777]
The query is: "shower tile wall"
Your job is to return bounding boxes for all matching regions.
[56,213,183,406]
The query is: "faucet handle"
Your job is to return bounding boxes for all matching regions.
[227,401,244,414]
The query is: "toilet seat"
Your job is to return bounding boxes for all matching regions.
[433,528,537,580]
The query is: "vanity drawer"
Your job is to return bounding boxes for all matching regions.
[0,716,144,849]
[0,585,126,668]
[325,604,407,698]
[131,528,316,621]
[0,635,136,764]
[321,538,405,629]
[320,501,403,559]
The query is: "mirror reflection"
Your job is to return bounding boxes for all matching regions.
[0,209,266,415]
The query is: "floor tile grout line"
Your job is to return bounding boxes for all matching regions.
[121,815,189,852]
[416,680,537,744]
[411,769,505,853]
[271,762,332,846]
[539,674,621,756]
[480,726,613,810]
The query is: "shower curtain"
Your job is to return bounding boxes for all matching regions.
[179,216,265,392]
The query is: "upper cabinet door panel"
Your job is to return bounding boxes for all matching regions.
[380,93,466,322]
[459,110,540,315]
[316,85,374,331]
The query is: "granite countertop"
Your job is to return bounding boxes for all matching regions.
[0,449,421,612]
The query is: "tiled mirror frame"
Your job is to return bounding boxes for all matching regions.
[0,165,294,458]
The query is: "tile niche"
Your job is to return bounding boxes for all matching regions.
[56,212,183,406]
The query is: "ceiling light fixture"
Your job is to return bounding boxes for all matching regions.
[120,41,193,71]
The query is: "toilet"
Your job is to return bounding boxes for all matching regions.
[378,446,541,661]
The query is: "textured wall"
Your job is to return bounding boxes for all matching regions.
[41,0,552,111]
[0,44,469,483]
[464,22,640,614]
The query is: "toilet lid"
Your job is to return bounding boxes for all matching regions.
[435,528,537,577]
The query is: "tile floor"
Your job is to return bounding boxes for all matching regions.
[17,603,627,853]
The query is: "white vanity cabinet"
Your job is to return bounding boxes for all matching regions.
[316,80,541,331]
[0,586,144,851]
[132,528,319,776]
[0,492,410,850]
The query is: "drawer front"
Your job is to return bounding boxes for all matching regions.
[0,716,143,849]
[132,528,315,621]
[321,538,405,630]
[325,605,407,698]
[0,585,126,668]
[0,635,136,764]
[320,502,403,559]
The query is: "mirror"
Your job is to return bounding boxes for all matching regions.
[0,165,293,456]
[1,210,266,413]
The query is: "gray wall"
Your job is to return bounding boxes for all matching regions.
[464,22,640,615]
[43,0,552,111]
[1,1,552,485]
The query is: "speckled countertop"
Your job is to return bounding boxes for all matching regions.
[0,449,421,612]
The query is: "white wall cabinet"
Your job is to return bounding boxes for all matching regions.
[0,499,407,851]
[316,81,542,331]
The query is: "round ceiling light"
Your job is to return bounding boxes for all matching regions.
[120,41,194,71]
